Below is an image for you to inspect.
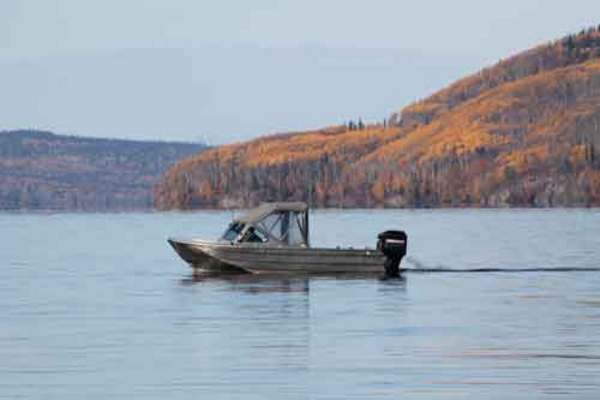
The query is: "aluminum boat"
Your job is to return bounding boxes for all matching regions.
[168,202,407,275]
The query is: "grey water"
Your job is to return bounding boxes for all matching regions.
[1,209,600,399]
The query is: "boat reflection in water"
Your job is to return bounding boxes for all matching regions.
[169,202,408,276]
[181,271,310,294]
[180,269,407,295]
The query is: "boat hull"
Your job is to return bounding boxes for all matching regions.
[168,238,389,274]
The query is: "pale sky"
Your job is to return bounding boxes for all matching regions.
[2,0,599,143]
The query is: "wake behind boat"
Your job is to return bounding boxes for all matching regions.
[168,202,407,275]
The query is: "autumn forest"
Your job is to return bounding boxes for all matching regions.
[155,27,600,209]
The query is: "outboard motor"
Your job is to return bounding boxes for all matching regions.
[377,230,408,277]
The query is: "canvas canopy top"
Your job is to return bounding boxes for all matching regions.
[228,202,310,246]
[234,202,309,224]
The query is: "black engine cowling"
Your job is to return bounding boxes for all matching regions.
[377,230,408,277]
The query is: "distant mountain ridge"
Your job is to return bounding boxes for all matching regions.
[155,27,600,209]
[0,130,205,210]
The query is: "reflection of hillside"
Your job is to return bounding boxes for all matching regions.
[157,28,600,209]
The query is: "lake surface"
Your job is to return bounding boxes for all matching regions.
[1,209,600,399]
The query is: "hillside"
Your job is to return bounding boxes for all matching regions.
[0,130,205,210]
[155,28,600,209]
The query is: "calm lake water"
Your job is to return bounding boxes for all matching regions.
[1,209,600,399]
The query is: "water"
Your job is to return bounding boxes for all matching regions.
[1,209,600,399]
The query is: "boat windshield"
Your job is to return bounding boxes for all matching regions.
[222,222,245,241]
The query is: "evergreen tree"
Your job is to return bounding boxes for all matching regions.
[566,35,574,54]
